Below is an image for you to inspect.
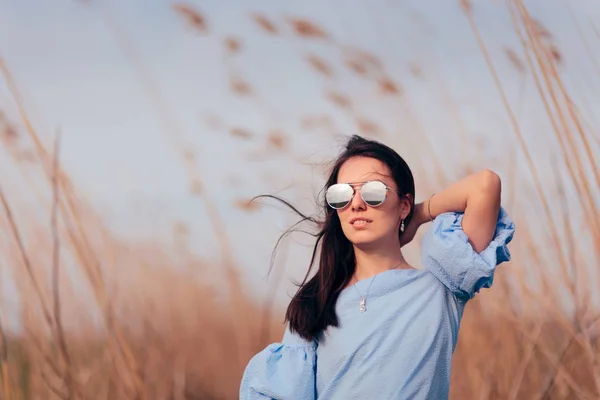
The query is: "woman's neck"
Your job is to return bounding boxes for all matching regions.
[352,245,412,282]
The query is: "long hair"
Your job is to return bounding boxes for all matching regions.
[253,135,416,341]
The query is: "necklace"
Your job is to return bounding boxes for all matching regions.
[352,262,406,313]
[352,275,377,313]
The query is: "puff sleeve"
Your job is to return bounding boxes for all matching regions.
[239,326,318,399]
[421,206,515,301]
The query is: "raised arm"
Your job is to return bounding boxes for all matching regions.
[409,170,514,300]
[415,169,502,253]
[428,169,501,252]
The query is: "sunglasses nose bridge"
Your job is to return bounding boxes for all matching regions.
[349,184,367,209]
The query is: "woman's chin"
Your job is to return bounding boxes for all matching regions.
[348,233,380,247]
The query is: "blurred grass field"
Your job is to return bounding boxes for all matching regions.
[0,0,600,399]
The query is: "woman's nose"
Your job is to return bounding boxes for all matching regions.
[350,188,366,211]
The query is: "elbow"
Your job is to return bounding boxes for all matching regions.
[478,169,502,200]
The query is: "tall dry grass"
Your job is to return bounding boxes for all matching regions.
[0,1,599,399]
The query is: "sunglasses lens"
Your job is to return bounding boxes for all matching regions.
[361,181,387,206]
[326,184,353,209]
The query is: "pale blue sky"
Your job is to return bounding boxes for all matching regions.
[1,0,599,312]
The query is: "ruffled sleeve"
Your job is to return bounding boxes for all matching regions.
[421,206,515,302]
[239,326,318,400]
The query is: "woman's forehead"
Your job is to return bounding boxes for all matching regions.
[337,157,393,183]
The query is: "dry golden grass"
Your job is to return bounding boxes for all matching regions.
[0,1,599,399]
[172,4,208,35]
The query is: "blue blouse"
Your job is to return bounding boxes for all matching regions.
[240,207,515,399]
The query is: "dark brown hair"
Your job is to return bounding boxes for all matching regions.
[253,135,415,341]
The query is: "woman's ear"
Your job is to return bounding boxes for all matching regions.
[401,194,413,219]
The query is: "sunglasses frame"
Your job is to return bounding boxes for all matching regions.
[325,180,401,210]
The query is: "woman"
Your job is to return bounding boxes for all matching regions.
[240,135,515,399]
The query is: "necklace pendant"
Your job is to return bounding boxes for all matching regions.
[359,297,366,313]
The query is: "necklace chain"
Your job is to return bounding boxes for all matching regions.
[352,262,405,313]
[353,276,376,313]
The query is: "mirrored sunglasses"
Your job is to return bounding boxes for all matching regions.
[325,180,399,209]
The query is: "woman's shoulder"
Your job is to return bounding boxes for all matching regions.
[419,206,515,301]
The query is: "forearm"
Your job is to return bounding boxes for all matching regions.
[424,170,498,216]
[420,169,502,253]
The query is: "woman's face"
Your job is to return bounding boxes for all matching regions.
[334,156,411,247]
